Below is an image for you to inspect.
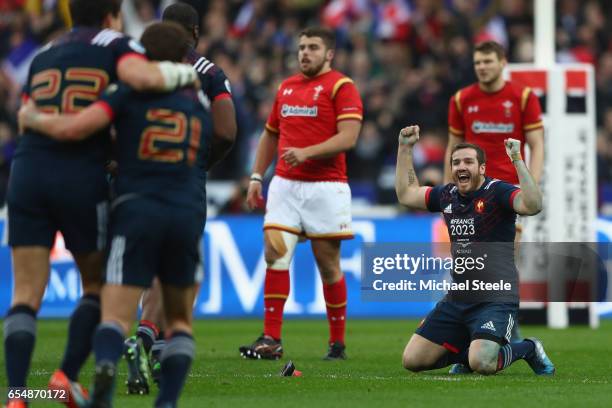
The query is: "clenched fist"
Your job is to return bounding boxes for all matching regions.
[398,125,420,146]
[504,138,522,162]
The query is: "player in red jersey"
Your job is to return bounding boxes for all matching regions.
[443,40,545,373]
[239,27,363,360]
[444,41,544,185]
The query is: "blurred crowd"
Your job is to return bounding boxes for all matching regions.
[1,0,612,209]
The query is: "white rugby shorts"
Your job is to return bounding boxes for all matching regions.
[263,176,353,239]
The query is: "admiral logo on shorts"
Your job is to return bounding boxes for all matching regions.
[281,104,318,117]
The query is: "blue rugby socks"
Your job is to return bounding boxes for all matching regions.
[60,294,101,381]
[4,305,37,387]
[136,320,159,355]
[155,331,195,407]
[93,321,125,365]
[497,340,535,371]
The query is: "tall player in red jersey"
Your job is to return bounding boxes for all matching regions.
[443,41,544,373]
[444,41,544,186]
[239,27,363,360]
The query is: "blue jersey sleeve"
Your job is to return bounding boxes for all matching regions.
[425,185,445,212]
[110,36,147,65]
[495,181,520,212]
[207,68,232,101]
[97,82,132,119]
[22,79,31,102]
[191,54,232,102]
[22,55,39,99]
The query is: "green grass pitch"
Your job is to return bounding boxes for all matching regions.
[2,319,611,407]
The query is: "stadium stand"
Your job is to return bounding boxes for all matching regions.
[0,0,611,214]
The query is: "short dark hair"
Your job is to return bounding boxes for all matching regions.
[140,22,191,62]
[299,27,336,50]
[450,143,486,165]
[474,41,506,60]
[70,0,121,28]
[162,3,199,37]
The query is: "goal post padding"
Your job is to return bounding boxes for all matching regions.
[505,64,598,328]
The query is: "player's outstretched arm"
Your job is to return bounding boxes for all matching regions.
[18,102,111,141]
[246,128,279,210]
[505,138,542,215]
[117,55,198,92]
[443,133,463,184]
[395,126,430,211]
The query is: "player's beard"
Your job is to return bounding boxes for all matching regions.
[454,169,481,194]
[300,58,326,77]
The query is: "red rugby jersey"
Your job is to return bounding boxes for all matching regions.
[448,82,543,184]
[266,70,363,182]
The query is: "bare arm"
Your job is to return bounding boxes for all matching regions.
[19,103,111,141]
[207,97,237,170]
[395,126,431,210]
[444,133,464,183]
[252,128,279,175]
[525,127,544,183]
[246,128,280,210]
[504,138,542,215]
[117,55,197,92]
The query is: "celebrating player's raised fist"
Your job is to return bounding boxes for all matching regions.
[504,138,522,162]
[398,125,420,146]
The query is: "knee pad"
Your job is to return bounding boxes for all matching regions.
[265,230,298,270]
